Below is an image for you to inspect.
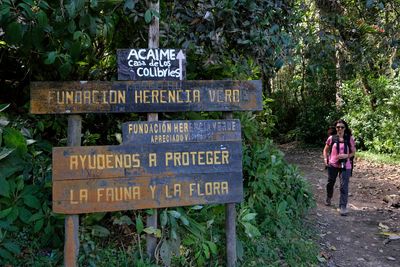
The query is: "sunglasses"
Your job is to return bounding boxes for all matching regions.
[336,126,345,129]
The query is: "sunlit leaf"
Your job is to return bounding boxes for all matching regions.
[144,9,152,24]
[0,103,10,112]
[44,51,57,65]
[0,148,14,161]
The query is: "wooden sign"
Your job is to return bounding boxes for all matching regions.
[30,80,262,114]
[52,141,243,214]
[122,119,241,144]
[117,49,186,81]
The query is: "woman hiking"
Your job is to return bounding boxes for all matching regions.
[323,119,356,216]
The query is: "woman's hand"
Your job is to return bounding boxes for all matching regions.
[337,154,349,160]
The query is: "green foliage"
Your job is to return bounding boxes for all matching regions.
[238,108,318,266]
[342,76,400,156]
[0,0,149,84]
[270,0,399,147]
[0,1,319,266]
[0,107,64,265]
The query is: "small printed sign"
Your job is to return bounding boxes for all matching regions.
[122,119,241,144]
[52,141,243,213]
[117,49,186,81]
[30,80,263,114]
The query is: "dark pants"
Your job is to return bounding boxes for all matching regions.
[326,167,350,208]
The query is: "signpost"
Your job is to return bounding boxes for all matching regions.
[30,3,263,266]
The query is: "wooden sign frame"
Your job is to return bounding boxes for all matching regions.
[30,80,262,114]
[52,141,243,214]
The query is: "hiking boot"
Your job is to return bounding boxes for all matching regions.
[325,197,331,206]
[339,206,348,216]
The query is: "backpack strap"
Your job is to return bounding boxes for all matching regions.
[331,135,352,155]
[330,135,339,155]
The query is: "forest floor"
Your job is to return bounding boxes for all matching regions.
[281,142,400,267]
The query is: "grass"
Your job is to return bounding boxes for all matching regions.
[356,151,400,165]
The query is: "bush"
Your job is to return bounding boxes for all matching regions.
[342,76,400,156]
[0,105,64,266]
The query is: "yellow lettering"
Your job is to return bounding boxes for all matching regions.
[66,91,74,104]
[168,90,176,103]
[132,154,140,167]
[214,151,221,164]
[206,151,213,164]
[75,91,82,104]
[165,185,172,198]
[132,186,140,200]
[115,154,123,168]
[221,181,229,194]
[143,90,150,103]
[123,187,132,200]
[174,152,181,166]
[174,184,181,197]
[222,151,229,164]
[88,155,96,169]
[83,91,91,104]
[97,154,105,170]
[165,152,172,166]
[150,185,156,199]
[189,183,195,196]
[92,90,99,104]
[149,153,157,167]
[106,187,114,201]
[197,183,204,196]
[80,189,88,203]
[151,90,159,103]
[97,188,104,202]
[233,89,240,102]
[213,182,220,195]
[118,90,126,103]
[198,151,205,165]
[225,89,232,102]
[114,187,122,201]
[70,155,78,170]
[106,154,113,169]
[193,90,200,102]
[70,190,79,204]
[134,90,142,103]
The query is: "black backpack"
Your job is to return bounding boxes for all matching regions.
[328,130,354,175]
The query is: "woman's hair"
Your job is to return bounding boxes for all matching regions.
[334,119,352,137]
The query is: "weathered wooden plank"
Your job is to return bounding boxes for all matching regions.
[30,80,262,114]
[52,141,242,181]
[117,49,186,81]
[122,119,241,144]
[52,172,243,214]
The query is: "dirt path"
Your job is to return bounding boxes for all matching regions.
[281,143,400,267]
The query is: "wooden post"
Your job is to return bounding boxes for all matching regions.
[224,112,237,267]
[146,0,159,260]
[64,115,81,267]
